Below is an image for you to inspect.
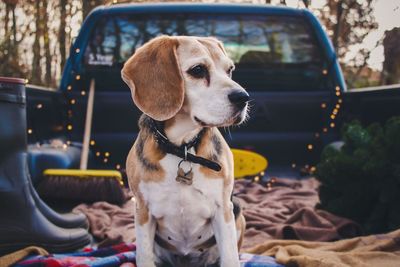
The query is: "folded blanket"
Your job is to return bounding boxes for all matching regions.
[246,228,400,267]
[13,243,283,267]
[73,178,360,249]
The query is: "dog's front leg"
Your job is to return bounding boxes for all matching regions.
[135,205,157,267]
[212,202,240,267]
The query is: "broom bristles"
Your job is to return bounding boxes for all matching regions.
[37,174,126,205]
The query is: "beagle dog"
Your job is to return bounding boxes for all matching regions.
[121,36,249,267]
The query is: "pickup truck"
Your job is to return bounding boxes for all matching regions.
[25,3,400,179]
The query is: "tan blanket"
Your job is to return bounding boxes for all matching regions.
[246,229,400,267]
[74,178,360,249]
[75,199,136,247]
[0,246,48,267]
[235,178,360,249]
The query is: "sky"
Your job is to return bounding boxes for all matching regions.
[285,0,400,70]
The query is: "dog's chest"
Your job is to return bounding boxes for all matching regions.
[140,153,224,254]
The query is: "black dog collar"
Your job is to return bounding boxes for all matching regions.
[148,119,222,172]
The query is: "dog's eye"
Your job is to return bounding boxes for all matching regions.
[187,64,208,79]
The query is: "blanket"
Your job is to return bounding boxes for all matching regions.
[12,243,283,267]
[74,178,360,249]
[235,178,361,248]
[246,228,400,267]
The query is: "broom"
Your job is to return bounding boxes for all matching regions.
[37,79,125,205]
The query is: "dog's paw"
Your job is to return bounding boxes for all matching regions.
[136,261,157,267]
[220,259,240,267]
[136,257,157,267]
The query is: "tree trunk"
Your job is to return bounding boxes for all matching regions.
[42,0,52,86]
[31,0,42,85]
[4,3,10,63]
[59,0,67,71]
[11,4,16,46]
[82,0,102,20]
[4,4,10,38]
[332,0,344,54]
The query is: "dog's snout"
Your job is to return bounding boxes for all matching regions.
[228,91,250,109]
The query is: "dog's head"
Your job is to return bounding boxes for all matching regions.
[121,35,249,126]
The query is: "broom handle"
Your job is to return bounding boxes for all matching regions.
[80,79,95,170]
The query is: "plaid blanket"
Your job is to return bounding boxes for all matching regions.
[14,243,283,267]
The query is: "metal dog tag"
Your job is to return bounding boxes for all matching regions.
[176,160,193,185]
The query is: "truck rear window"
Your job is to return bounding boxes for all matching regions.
[84,14,326,91]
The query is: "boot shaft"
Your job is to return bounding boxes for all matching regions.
[0,77,27,161]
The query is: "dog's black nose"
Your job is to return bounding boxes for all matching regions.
[228,91,250,109]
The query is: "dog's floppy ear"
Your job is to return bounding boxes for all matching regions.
[121,36,184,121]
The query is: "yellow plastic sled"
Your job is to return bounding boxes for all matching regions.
[231,148,268,178]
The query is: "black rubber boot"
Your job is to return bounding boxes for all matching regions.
[29,179,89,229]
[0,78,91,255]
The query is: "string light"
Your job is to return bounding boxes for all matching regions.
[335,91,341,96]
[331,114,336,120]
[315,132,320,138]
[307,144,313,150]
[321,103,327,109]
[65,71,113,167]
[291,163,296,168]
[322,69,328,75]
[330,122,335,128]
[28,129,33,134]
[36,103,43,109]
[66,141,71,145]
[116,164,121,170]
[254,176,260,182]
[25,79,29,84]
[75,48,80,53]
[338,99,343,104]
[323,127,328,133]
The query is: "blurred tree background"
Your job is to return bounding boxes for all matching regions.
[0,0,399,88]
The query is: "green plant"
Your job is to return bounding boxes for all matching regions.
[316,116,400,234]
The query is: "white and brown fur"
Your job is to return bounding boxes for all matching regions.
[122,36,248,267]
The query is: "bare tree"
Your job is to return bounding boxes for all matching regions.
[42,0,52,86]
[319,0,378,60]
[381,28,400,85]
[59,0,67,71]
[31,0,42,85]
